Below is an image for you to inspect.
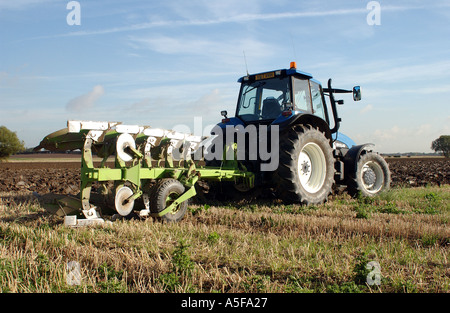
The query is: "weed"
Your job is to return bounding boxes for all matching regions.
[414,205,440,215]
[357,194,375,205]
[246,204,258,212]
[189,204,210,216]
[96,262,126,293]
[353,251,375,285]
[420,234,439,247]
[308,205,320,211]
[285,275,314,293]
[393,279,418,293]
[172,240,194,275]
[379,203,403,214]
[159,272,180,292]
[355,207,369,219]
[260,216,276,227]
[97,262,124,281]
[242,274,270,292]
[425,192,441,203]
[0,258,15,292]
[97,278,127,293]
[281,204,295,214]
[207,231,220,245]
[159,239,195,292]
[326,281,365,293]
[35,252,51,278]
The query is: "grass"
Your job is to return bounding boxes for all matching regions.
[0,185,448,293]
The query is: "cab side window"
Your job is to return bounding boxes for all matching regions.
[293,78,312,112]
[310,81,325,120]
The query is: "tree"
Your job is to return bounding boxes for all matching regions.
[0,126,25,161]
[431,135,450,158]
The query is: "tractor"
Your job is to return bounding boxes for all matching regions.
[210,61,390,204]
[34,62,390,226]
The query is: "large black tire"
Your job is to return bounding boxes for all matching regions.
[150,178,188,222]
[347,152,391,197]
[274,125,335,205]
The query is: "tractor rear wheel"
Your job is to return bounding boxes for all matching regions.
[274,125,334,205]
[347,152,390,197]
[150,178,188,222]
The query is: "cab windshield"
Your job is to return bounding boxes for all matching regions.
[236,77,291,122]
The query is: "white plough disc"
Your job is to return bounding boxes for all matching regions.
[116,133,136,162]
[115,186,134,216]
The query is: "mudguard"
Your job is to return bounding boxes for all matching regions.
[343,143,374,176]
[274,113,332,141]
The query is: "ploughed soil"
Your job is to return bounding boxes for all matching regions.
[0,155,449,195]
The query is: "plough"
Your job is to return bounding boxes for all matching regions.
[34,120,254,226]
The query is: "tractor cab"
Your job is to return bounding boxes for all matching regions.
[223,62,361,137]
[235,62,326,124]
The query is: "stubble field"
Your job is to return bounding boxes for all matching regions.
[0,155,448,293]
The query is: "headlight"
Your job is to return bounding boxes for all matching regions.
[333,141,348,149]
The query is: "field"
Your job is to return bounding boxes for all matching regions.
[0,155,449,294]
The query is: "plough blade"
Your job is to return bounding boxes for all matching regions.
[34,193,105,227]
[34,193,83,217]
[33,128,85,152]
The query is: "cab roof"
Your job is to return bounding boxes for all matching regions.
[238,63,313,83]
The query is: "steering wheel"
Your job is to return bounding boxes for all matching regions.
[276,94,284,102]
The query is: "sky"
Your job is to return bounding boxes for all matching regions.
[0,0,449,153]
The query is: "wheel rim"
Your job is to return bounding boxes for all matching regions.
[360,161,384,194]
[297,142,326,193]
[115,186,134,216]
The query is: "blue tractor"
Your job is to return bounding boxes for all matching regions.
[212,62,390,204]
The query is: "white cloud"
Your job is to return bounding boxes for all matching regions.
[0,0,56,11]
[60,2,438,37]
[366,123,445,153]
[187,88,225,119]
[360,104,373,114]
[401,85,450,95]
[129,36,210,55]
[128,35,275,68]
[66,85,105,112]
[355,61,450,85]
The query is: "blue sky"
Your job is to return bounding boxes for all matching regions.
[1,0,449,153]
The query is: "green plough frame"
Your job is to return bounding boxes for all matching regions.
[35,121,255,220]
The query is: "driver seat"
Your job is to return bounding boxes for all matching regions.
[262,97,282,119]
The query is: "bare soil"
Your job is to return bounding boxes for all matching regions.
[385,157,449,187]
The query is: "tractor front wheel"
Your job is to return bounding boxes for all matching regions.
[347,152,390,197]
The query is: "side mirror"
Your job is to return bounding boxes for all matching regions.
[353,86,361,101]
[221,110,228,118]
